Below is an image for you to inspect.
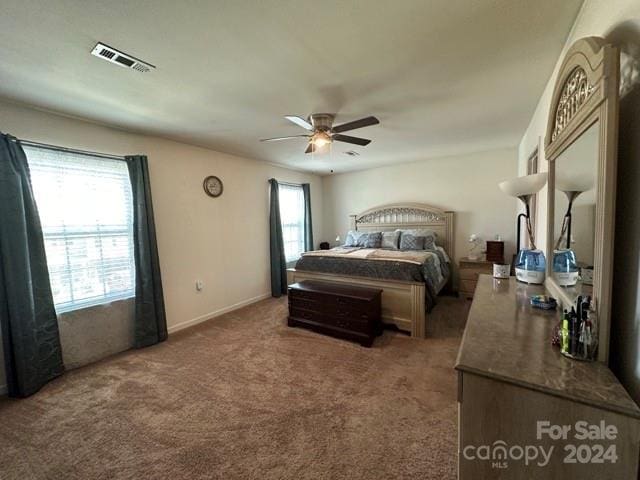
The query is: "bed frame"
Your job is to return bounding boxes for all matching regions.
[287,203,454,338]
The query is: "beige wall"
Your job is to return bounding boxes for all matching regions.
[518,0,640,250]
[321,147,519,280]
[0,99,323,391]
[517,0,640,403]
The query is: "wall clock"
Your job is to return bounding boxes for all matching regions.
[203,176,223,197]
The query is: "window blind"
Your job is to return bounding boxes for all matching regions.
[25,146,135,313]
[278,183,305,262]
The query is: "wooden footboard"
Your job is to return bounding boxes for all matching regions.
[286,268,427,338]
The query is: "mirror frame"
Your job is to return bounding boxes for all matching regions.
[544,37,619,363]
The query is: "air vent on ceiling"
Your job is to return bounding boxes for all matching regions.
[344,150,360,156]
[91,42,155,73]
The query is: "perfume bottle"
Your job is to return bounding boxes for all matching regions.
[514,249,546,284]
[553,249,579,287]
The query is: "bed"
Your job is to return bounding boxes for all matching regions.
[287,203,454,338]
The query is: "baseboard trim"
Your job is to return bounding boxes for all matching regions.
[167,293,272,334]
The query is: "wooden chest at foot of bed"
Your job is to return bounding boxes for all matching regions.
[287,280,383,347]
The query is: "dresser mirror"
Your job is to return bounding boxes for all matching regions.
[553,120,598,296]
[545,37,619,363]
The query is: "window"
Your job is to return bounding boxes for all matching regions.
[278,183,305,262]
[25,146,135,313]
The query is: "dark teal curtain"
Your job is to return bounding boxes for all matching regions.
[269,179,287,297]
[302,183,314,251]
[0,133,64,397]
[125,155,168,348]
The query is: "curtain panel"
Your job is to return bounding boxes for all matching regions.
[302,183,314,251]
[269,179,287,297]
[0,133,64,397]
[125,155,168,348]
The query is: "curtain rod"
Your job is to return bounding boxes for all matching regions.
[17,139,126,161]
[270,180,304,187]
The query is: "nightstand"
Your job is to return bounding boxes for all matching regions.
[458,257,493,299]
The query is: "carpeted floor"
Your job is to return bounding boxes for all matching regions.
[0,295,469,480]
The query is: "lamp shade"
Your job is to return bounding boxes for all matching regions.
[498,172,548,198]
[555,172,594,194]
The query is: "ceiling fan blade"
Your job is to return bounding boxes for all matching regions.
[332,116,379,133]
[333,134,371,146]
[285,115,313,130]
[260,135,309,142]
[305,143,316,154]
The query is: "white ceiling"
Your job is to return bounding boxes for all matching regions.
[0,0,583,174]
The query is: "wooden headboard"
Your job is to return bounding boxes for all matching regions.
[350,203,455,260]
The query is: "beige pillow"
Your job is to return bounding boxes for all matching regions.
[381,231,400,250]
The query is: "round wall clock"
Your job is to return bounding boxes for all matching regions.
[203,176,223,197]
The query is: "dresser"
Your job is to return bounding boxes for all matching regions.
[287,280,382,347]
[455,276,640,479]
[458,256,493,299]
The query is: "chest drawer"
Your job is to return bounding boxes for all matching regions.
[459,260,493,280]
[289,289,378,313]
[459,269,486,281]
[459,279,477,294]
[287,281,383,347]
[289,306,371,333]
[290,300,375,322]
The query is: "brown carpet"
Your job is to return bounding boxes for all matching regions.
[0,296,469,480]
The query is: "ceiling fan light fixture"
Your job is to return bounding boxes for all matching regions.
[312,131,332,147]
[261,114,379,155]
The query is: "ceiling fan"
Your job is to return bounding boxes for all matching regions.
[260,113,380,154]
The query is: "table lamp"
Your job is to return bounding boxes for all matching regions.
[498,172,548,284]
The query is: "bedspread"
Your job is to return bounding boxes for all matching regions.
[294,248,450,312]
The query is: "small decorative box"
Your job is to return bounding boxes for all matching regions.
[530,295,557,310]
[486,241,505,263]
[581,266,594,286]
[493,263,510,279]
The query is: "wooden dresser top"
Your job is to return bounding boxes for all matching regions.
[455,275,640,418]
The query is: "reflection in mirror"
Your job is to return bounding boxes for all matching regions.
[553,120,598,297]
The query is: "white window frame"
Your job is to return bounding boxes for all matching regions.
[25,145,136,314]
[278,183,306,264]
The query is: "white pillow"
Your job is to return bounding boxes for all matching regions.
[344,230,367,247]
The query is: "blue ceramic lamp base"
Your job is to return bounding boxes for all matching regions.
[514,249,546,285]
[553,249,580,287]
